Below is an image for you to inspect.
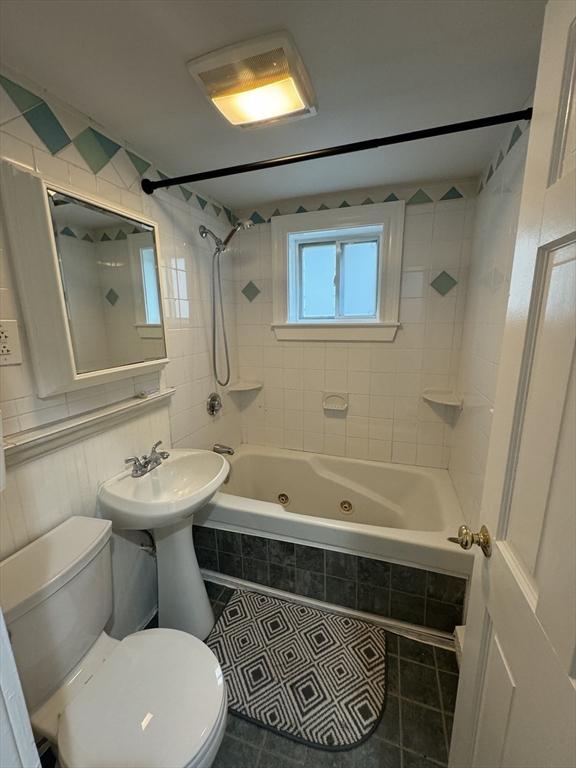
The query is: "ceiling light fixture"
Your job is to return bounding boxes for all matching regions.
[187,31,316,128]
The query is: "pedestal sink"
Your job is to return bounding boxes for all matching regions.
[98,450,229,639]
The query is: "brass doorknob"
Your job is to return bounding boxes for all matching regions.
[448,524,492,558]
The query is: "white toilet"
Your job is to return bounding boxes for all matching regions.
[0,516,227,768]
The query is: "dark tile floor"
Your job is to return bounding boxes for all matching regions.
[207,582,458,768]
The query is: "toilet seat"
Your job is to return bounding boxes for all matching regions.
[57,628,226,768]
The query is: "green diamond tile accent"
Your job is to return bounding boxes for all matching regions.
[82,234,94,242]
[24,103,71,155]
[440,186,463,201]
[508,124,523,152]
[318,204,329,210]
[384,193,399,202]
[100,233,112,242]
[212,204,222,217]
[196,195,208,210]
[250,211,266,225]
[180,186,193,201]
[496,150,505,169]
[486,165,494,183]
[296,206,307,213]
[407,189,433,205]
[339,200,350,208]
[105,288,119,305]
[115,230,127,240]
[60,226,76,237]
[362,197,374,205]
[430,270,458,296]
[73,127,120,173]
[0,75,43,113]
[241,280,261,302]
[224,207,234,224]
[125,149,151,176]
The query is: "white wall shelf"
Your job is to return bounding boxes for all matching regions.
[4,388,175,467]
[422,389,463,409]
[226,381,263,393]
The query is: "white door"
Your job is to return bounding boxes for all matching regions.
[449,2,576,767]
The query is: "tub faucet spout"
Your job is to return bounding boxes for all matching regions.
[213,443,234,455]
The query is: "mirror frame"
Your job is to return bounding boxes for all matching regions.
[0,160,169,397]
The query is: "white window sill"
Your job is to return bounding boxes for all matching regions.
[271,322,400,342]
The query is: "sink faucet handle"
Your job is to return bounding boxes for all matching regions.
[125,455,143,467]
[150,440,170,460]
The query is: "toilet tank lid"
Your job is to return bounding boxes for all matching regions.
[0,517,111,624]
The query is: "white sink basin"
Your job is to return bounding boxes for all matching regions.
[99,449,229,530]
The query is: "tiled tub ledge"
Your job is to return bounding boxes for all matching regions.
[193,525,467,635]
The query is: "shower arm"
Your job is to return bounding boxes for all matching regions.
[141,108,533,195]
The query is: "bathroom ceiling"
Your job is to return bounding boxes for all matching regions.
[0,0,546,208]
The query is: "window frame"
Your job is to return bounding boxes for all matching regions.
[272,201,405,341]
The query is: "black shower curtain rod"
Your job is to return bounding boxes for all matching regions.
[141,108,532,195]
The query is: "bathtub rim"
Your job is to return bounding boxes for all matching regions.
[222,443,461,534]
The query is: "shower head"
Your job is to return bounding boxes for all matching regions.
[199,219,253,251]
[222,218,253,246]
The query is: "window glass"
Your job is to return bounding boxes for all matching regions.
[340,240,378,317]
[140,247,161,324]
[300,242,336,318]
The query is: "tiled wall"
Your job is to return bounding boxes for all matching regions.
[0,71,242,636]
[2,405,169,637]
[449,132,529,528]
[0,70,242,449]
[230,186,475,468]
[193,525,466,632]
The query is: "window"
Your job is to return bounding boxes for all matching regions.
[140,247,161,325]
[272,202,404,341]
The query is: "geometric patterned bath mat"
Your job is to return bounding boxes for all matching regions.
[206,590,387,750]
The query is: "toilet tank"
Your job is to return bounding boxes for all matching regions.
[0,516,112,713]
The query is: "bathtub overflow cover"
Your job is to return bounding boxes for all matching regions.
[340,500,353,514]
[278,493,289,505]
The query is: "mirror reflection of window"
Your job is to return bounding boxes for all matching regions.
[47,190,166,374]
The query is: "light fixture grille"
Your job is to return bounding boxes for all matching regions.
[198,47,291,98]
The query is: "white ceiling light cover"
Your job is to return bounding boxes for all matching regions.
[187,31,316,128]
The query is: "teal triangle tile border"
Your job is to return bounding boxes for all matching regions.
[126,149,151,176]
[100,233,112,241]
[362,198,374,205]
[296,206,307,213]
[407,189,433,205]
[212,204,222,217]
[60,226,76,237]
[318,204,329,210]
[24,103,70,155]
[440,186,463,201]
[339,201,350,208]
[384,193,399,202]
[197,195,208,210]
[180,186,193,201]
[82,234,94,242]
[0,74,43,113]
[115,230,127,240]
[508,124,523,152]
[250,211,266,224]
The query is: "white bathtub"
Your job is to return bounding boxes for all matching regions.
[197,445,472,577]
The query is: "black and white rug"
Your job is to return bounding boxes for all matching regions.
[206,590,387,750]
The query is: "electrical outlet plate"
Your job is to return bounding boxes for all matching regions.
[0,320,23,365]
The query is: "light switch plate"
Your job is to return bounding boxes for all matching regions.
[0,319,23,365]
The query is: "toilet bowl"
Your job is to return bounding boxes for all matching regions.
[0,516,227,768]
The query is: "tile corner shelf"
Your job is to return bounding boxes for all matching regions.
[422,389,463,409]
[226,380,263,393]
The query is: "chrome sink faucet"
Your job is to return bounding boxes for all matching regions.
[125,441,171,478]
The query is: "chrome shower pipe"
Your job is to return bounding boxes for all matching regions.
[199,220,253,387]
